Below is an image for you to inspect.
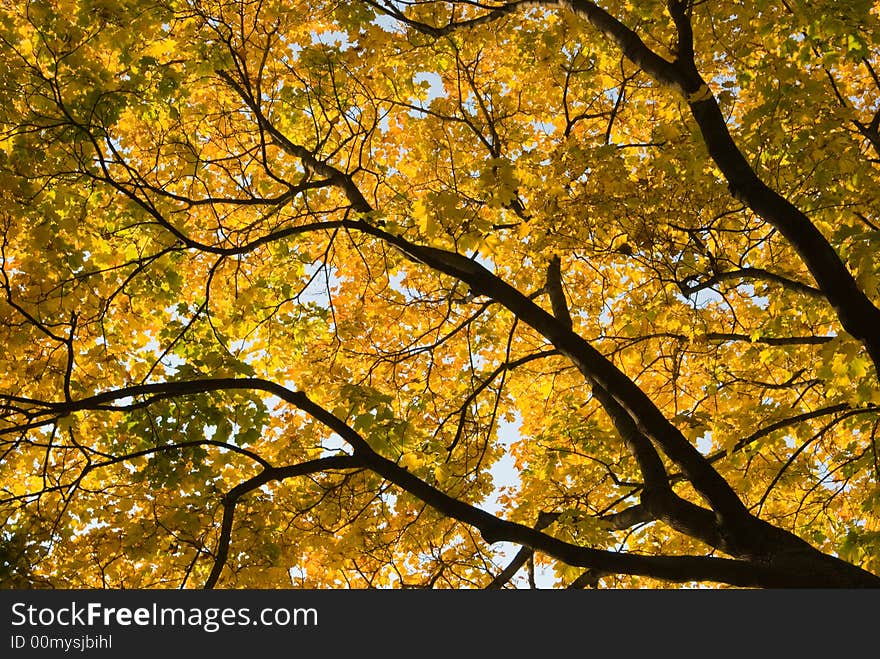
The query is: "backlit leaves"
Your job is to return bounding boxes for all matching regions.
[0,0,879,589]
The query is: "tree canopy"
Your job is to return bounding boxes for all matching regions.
[1,0,880,589]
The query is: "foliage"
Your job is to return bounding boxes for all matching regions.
[1,0,879,588]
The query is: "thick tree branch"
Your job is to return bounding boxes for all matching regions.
[545,255,573,330]
[19,377,878,586]
[681,267,824,298]
[369,232,754,535]
[204,455,363,588]
[560,0,684,91]
[364,0,534,37]
[486,511,557,589]
[486,545,534,589]
[414,0,880,370]
[217,69,373,215]
[658,3,880,368]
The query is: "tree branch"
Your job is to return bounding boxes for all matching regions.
[364,0,533,37]
[464,0,880,370]
[204,455,363,588]
[19,377,878,586]
[681,267,824,298]
[546,255,573,330]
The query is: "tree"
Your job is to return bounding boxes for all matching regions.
[1,0,879,589]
